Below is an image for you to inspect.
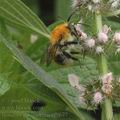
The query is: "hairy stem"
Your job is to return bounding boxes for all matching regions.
[95,11,113,120]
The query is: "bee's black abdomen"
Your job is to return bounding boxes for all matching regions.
[31,100,46,111]
[54,53,66,65]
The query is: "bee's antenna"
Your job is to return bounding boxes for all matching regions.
[56,16,65,22]
[67,8,79,22]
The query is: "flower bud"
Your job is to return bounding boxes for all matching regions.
[102,72,113,84]
[68,74,79,88]
[85,39,95,48]
[102,25,110,34]
[93,92,103,104]
[98,32,108,43]
[102,84,113,95]
[96,46,104,54]
[113,32,120,45]
[81,32,87,40]
[79,96,85,104]
[101,72,113,95]
[75,22,82,36]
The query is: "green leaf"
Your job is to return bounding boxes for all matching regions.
[0,34,85,120]
[108,54,120,75]
[50,58,98,110]
[0,0,50,38]
[55,0,71,20]
[0,74,10,96]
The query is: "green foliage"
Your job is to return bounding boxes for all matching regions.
[0,74,10,96]
[0,0,50,38]
[0,0,120,120]
[0,1,86,118]
[55,0,71,20]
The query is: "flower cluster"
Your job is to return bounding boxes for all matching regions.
[72,0,120,13]
[109,0,120,9]
[68,72,119,108]
[68,74,86,104]
[73,22,120,55]
[101,72,113,96]
[93,92,103,104]
[71,0,101,12]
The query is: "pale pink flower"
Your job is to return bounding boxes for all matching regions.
[85,39,95,48]
[102,84,113,95]
[75,24,82,36]
[98,25,110,43]
[68,74,86,92]
[113,32,120,45]
[75,21,87,39]
[77,85,86,93]
[96,46,104,54]
[101,72,113,95]
[68,74,79,88]
[79,96,86,104]
[81,32,87,40]
[75,21,82,36]
[102,72,113,84]
[75,23,81,31]
[93,92,103,104]
[102,25,110,34]
[98,32,108,43]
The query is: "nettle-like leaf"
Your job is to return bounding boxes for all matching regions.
[0,30,85,120]
[0,74,10,96]
[50,58,99,109]
[0,0,50,38]
[0,20,80,120]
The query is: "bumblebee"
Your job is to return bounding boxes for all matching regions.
[41,22,80,66]
[41,10,82,66]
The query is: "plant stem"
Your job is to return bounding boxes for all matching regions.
[95,11,113,120]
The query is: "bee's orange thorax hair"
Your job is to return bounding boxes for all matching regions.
[50,23,70,45]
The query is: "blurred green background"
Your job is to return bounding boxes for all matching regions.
[22,0,71,25]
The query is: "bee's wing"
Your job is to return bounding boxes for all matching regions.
[40,44,50,65]
[40,44,57,66]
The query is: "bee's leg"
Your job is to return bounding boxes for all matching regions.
[63,51,79,61]
[70,51,80,54]
[59,41,79,48]
[63,51,83,67]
